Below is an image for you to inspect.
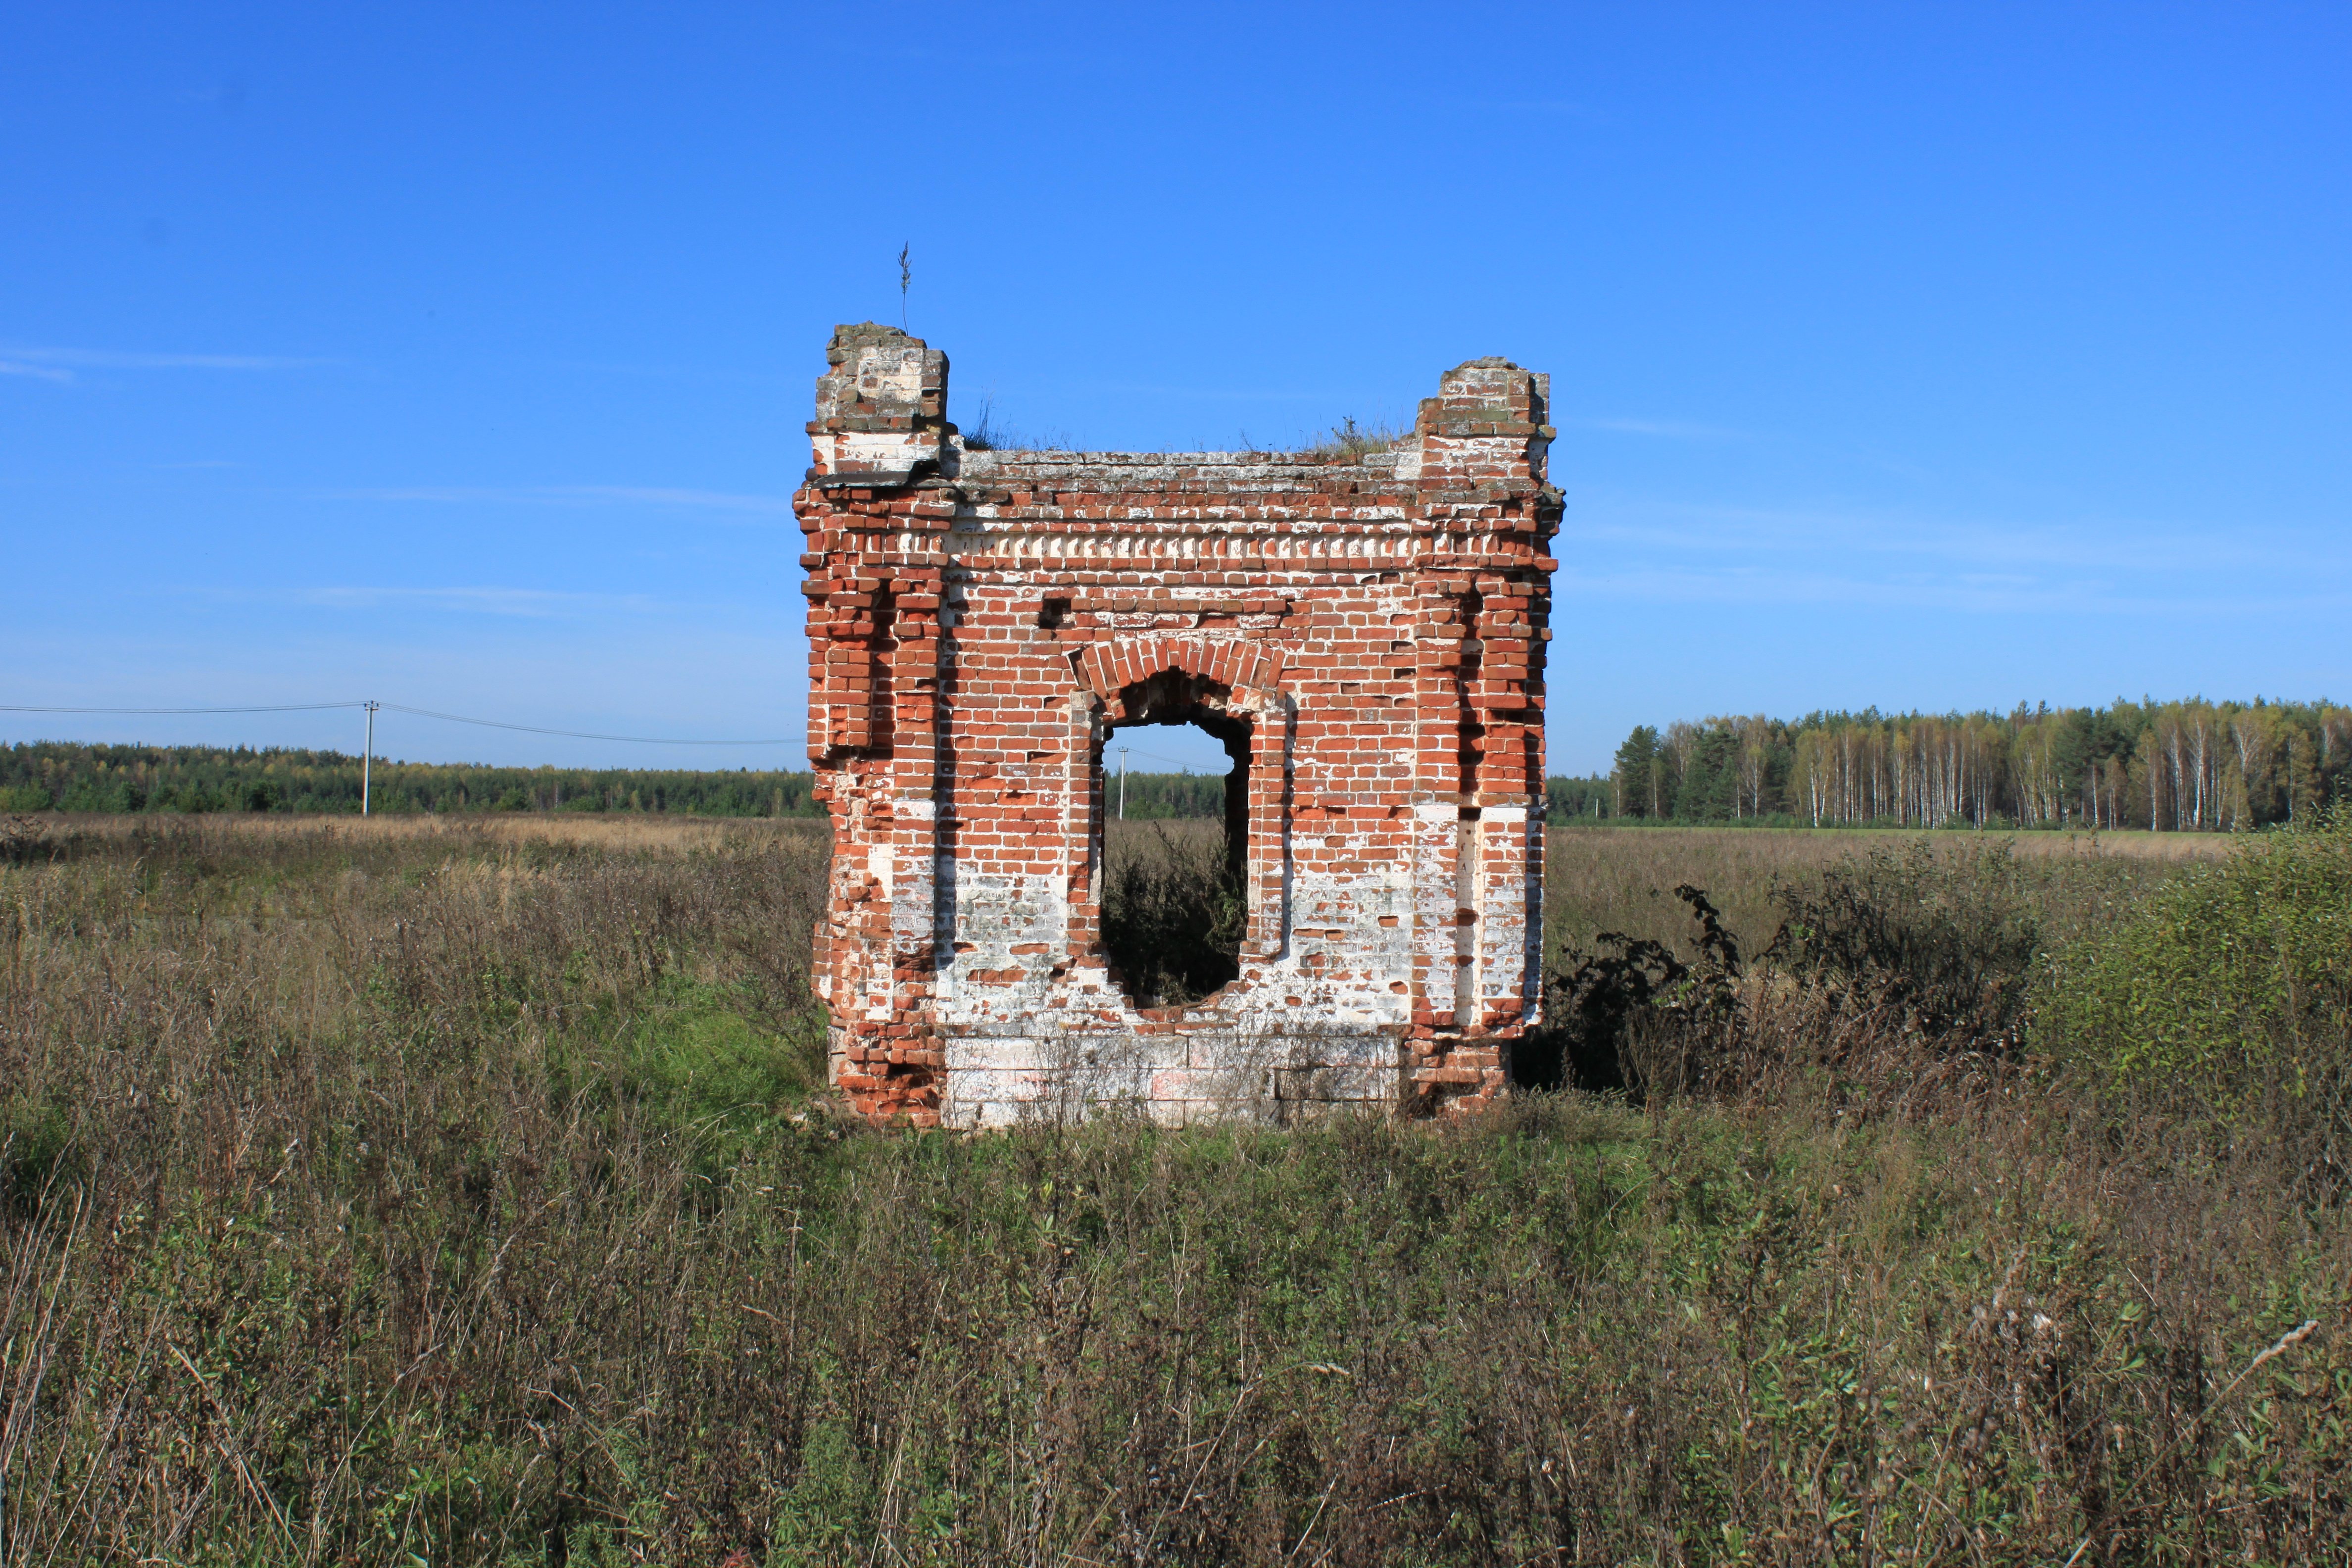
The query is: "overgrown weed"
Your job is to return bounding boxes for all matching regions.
[1102,819,1245,1008]
[1290,415,1411,462]
[0,817,2344,1562]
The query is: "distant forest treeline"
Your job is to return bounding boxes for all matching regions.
[1108,772,1230,820]
[11,698,2347,830]
[0,741,1239,821]
[0,743,825,817]
[1582,697,2352,830]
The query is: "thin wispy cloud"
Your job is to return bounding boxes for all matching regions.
[1569,496,2352,578]
[0,345,335,371]
[1563,416,1755,441]
[544,358,797,387]
[321,485,797,516]
[1565,417,1949,489]
[1089,383,1345,402]
[0,360,77,384]
[1554,561,2352,618]
[1557,491,2352,618]
[295,586,674,618]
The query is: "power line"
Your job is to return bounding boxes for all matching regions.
[0,702,364,714]
[1109,744,1228,773]
[7,701,1229,757]
[381,704,795,745]
[0,698,794,746]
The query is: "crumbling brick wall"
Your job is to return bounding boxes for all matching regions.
[796,324,1559,1127]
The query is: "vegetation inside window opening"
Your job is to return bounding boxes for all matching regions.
[1099,692,1249,1010]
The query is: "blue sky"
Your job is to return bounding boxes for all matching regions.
[5,2,2347,777]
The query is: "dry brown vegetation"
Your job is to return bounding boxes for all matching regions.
[1538,823,2224,962]
[1,813,2346,1565]
[1114,817,2223,970]
[8,809,831,856]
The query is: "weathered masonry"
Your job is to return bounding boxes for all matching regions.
[796,324,1560,1127]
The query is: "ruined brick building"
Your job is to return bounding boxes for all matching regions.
[796,324,1559,1127]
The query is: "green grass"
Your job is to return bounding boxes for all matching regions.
[0,814,2346,1564]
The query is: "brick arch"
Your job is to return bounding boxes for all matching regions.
[1075,635,1284,706]
[1069,633,1290,1019]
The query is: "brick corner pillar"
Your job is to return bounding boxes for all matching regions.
[1402,356,1561,1115]
[808,321,951,483]
[796,323,957,1126]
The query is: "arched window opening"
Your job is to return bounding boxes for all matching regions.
[1098,671,1251,1012]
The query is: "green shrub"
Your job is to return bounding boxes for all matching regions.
[2041,806,2352,1092]
[1531,883,1745,1094]
[1765,837,2044,1051]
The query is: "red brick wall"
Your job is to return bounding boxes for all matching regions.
[795,325,1559,1127]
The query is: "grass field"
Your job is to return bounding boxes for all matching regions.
[1106,815,2226,969]
[2,812,2345,1564]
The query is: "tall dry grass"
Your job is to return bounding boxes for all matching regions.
[1540,823,2219,964]
[1101,820,1245,1007]
[0,815,2344,1564]
[1116,817,2209,968]
[14,808,831,857]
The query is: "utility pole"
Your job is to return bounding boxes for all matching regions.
[362,701,379,816]
[1118,745,1128,820]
